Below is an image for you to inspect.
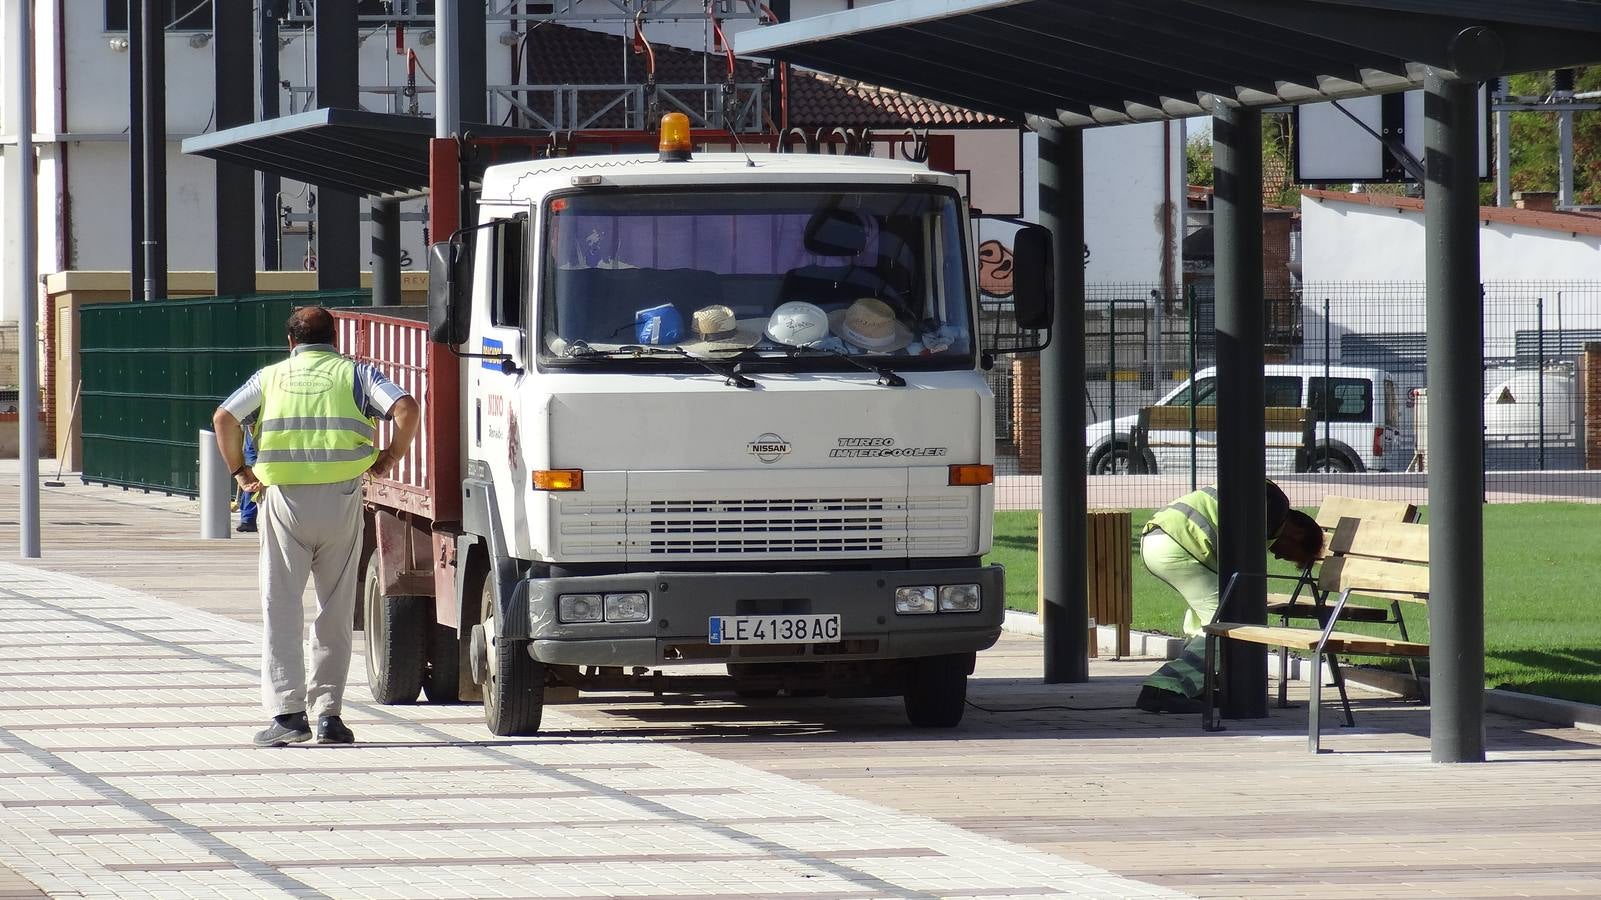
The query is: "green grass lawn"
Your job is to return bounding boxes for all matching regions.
[985,504,1601,706]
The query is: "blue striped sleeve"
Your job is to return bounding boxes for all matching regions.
[354,363,410,420]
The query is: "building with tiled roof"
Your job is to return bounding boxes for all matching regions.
[521,22,1004,131]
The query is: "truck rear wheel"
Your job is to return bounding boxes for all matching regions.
[903,653,971,728]
[363,554,425,704]
[422,622,462,703]
[478,575,544,736]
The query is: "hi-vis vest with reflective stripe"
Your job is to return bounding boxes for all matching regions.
[1145,486,1223,570]
[251,350,377,486]
[1143,482,1292,571]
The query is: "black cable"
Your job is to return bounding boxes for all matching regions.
[965,698,1135,713]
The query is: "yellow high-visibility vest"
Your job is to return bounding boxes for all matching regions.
[251,350,377,486]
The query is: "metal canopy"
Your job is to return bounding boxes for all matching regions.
[737,0,1601,127]
[182,108,540,199]
[183,108,437,198]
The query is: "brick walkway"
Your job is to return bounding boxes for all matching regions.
[4,466,1601,897]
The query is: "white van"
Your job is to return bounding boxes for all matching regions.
[1085,364,1402,474]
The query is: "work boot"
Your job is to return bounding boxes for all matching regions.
[1135,686,1206,714]
[253,712,311,747]
[237,520,257,533]
[316,715,355,745]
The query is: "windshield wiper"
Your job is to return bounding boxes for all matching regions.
[785,344,906,387]
[565,343,756,388]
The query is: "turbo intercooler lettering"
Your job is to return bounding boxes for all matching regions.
[830,437,947,458]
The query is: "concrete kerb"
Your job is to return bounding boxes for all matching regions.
[1001,610,1601,731]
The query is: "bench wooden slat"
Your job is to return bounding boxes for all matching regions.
[1319,555,1429,598]
[1267,601,1391,623]
[1329,517,1430,563]
[1315,496,1418,530]
[1203,623,1429,657]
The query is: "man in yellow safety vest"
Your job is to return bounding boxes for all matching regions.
[213,307,419,746]
[1136,480,1323,713]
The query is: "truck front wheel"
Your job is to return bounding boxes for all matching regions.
[903,653,972,728]
[477,575,544,736]
[363,554,425,704]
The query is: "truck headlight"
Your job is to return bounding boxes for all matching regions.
[603,592,650,623]
[894,585,938,614]
[938,584,982,612]
[557,594,604,623]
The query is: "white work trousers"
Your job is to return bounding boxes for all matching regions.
[258,477,364,718]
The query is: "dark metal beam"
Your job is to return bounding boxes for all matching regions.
[370,200,402,307]
[140,0,167,301]
[1213,102,1268,720]
[1032,116,1090,684]
[260,1,282,271]
[214,0,254,296]
[457,0,488,124]
[127,0,144,299]
[1424,69,1487,764]
[314,0,360,290]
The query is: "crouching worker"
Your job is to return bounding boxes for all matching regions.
[1135,480,1323,714]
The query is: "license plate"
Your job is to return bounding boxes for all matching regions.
[708,614,841,645]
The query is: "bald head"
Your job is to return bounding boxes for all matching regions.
[287,307,336,347]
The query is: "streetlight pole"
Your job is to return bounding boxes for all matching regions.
[17,0,41,558]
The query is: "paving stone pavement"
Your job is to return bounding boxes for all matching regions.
[6,467,1601,898]
[0,561,1179,900]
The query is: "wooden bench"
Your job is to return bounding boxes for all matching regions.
[1267,496,1421,707]
[1202,517,1430,753]
[1130,405,1315,474]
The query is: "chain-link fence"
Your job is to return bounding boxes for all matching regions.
[989,281,1601,510]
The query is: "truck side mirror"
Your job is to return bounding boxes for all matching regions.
[1011,224,1055,331]
[427,240,468,344]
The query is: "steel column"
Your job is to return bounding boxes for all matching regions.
[1495,78,1512,207]
[259,1,282,271]
[1030,117,1089,683]
[1213,103,1267,719]
[17,0,40,557]
[140,0,167,301]
[1424,70,1487,764]
[371,199,402,307]
[213,0,254,296]
[437,0,461,137]
[127,0,144,297]
[314,0,360,290]
[457,0,487,124]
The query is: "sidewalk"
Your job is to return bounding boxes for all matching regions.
[4,465,1601,898]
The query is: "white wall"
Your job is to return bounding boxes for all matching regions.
[1301,195,1601,283]
[1022,121,1182,285]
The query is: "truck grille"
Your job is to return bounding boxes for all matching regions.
[636,497,897,556]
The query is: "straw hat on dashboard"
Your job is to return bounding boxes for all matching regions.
[677,304,764,353]
[831,297,914,353]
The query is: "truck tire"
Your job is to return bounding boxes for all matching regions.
[478,575,544,736]
[363,555,425,705]
[903,653,970,728]
[422,622,462,703]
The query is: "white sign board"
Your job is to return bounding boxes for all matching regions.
[1294,86,1490,183]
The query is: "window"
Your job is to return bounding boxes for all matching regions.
[1308,377,1374,423]
[1265,376,1303,408]
[1167,377,1218,407]
[491,215,528,330]
[106,1,212,31]
[538,188,974,370]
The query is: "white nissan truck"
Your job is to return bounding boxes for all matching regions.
[340,115,1053,735]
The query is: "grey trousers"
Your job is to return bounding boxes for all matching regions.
[258,478,364,718]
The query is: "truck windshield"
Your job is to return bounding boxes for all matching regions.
[539,188,974,370]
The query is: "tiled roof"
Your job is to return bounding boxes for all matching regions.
[1303,189,1601,239]
[786,71,1005,129]
[520,23,1003,131]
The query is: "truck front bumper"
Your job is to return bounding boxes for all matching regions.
[516,565,1004,668]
